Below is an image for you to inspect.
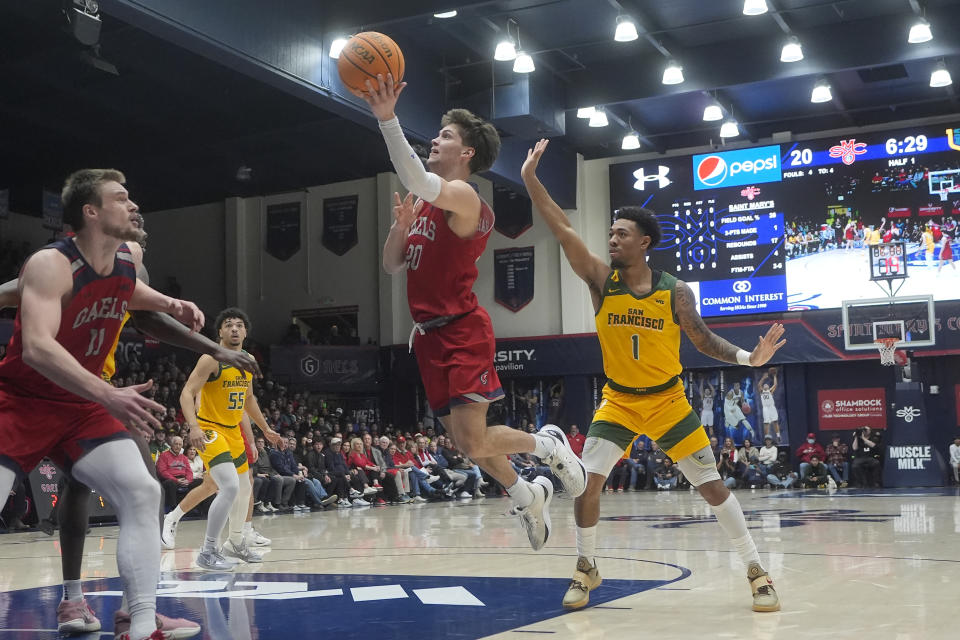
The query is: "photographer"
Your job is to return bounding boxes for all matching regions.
[851,426,883,488]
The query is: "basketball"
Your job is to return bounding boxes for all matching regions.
[337,32,405,94]
[741,402,752,415]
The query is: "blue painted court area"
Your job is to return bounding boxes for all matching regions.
[0,570,689,639]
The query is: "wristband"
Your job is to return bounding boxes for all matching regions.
[736,349,752,366]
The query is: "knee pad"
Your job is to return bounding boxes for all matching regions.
[676,446,722,487]
[581,437,628,477]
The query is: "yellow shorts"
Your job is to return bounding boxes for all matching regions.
[589,382,709,461]
[198,420,249,474]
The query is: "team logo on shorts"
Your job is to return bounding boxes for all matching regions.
[203,429,218,444]
[480,370,489,385]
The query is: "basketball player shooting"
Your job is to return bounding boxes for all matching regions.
[354,73,586,551]
[522,139,785,613]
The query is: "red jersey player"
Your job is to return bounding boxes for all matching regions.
[0,169,203,640]
[354,73,586,551]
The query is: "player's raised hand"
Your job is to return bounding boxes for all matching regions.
[521,139,550,180]
[354,73,407,121]
[749,323,786,366]
[169,299,205,333]
[393,191,423,229]
[105,380,164,438]
[215,348,262,378]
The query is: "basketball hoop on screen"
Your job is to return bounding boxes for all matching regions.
[874,337,908,367]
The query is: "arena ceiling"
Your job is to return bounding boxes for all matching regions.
[1,0,959,213]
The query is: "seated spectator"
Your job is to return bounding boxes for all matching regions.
[568,424,585,458]
[625,439,648,491]
[149,430,170,461]
[766,452,798,489]
[851,427,883,488]
[757,436,778,473]
[185,445,204,480]
[267,438,300,512]
[709,436,722,461]
[950,436,960,485]
[324,438,372,506]
[717,437,740,489]
[305,439,344,506]
[654,458,679,490]
[645,441,667,489]
[289,436,334,508]
[431,439,476,498]
[252,436,283,513]
[738,438,760,467]
[376,436,412,503]
[347,437,388,505]
[824,434,850,488]
[802,454,831,488]
[392,441,438,501]
[156,436,203,511]
[606,457,630,493]
[796,433,826,479]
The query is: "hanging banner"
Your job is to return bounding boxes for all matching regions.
[41,190,63,231]
[0,188,9,220]
[817,388,887,430]
[322,195,358,256]
[270,345,378,390]
[493,184,533,238]
[494,246,535,312]
[265,202,301,261]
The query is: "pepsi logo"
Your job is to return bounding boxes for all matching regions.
[697,156,728,187]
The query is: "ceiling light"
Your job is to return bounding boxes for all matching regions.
[513,50,535,73]
[577,106,596,119]
[720,120,740,138]
[589,109,609,127]
[908,17,933,44]
[614,15,639,42]
[742,0,769,16]
[703,104,723,121]
[329,37,348,59]
[811,78,832,103]
[930,61,953,87]
[662,59,684,85]
[494,38,517,61]
[433,10,458,19]
[780,36,803,63]
[621,132,641,150]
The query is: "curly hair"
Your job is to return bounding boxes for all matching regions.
[614,206,662,248]
[440,108,501,174]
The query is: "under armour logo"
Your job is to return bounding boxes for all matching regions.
[633,166,671,190]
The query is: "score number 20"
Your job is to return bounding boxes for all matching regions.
[788,148,813,166]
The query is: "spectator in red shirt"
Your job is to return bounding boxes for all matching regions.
[156,436,202,511]
[796,432,826,479]
[567,424,586,458]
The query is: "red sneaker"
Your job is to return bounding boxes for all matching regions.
[57,598,101,634]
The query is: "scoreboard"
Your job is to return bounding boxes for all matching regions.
[609,122,960,317]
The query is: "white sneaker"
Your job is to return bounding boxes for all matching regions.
[160,513,179,550]
[425,474,440,484]
[362,486,378,496]
[411,495,427,504]
[196,550,235,571]
[474,490,485,500]
[459,491,473,499]
[514,476,553,551]
[337,499,352,508]
[247,528,271,546]
[538,424,587,498]
[352,497,371,506]
[292,505,303,512]
[349,489,361,498]
[264,503,277,513]
[222,539,263,563]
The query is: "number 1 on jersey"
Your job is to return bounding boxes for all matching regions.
[631,334,640,360]
[85,328,105,357]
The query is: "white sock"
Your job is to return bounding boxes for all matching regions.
[204,464,239,551]
[506,478,535,508]
[228,472,252,547]
[168,505,185,524]
[710,492,762,568]
[531,434,556,459]
[62,579,84,602]
[576,526,597,565]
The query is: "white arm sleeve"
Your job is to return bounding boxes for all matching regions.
[378,117,443,202]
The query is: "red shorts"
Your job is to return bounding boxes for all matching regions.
[413,307,504,417]
[243,430,255,465]
[0,386,130,474]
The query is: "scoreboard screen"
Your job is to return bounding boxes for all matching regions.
[609,123,960,317]
[869,242,908,281]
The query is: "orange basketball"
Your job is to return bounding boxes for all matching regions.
[741,402,752,415]
[337,31,405,94]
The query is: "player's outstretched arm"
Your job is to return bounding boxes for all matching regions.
[383,192,424,274]
[181,355,218,451]
[0,278,19,309]
[521,139,610,301]
[675,279,786,366]
[129,280,204,333]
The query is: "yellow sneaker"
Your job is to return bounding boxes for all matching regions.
[562,556,602,610]
[748,563,781,612]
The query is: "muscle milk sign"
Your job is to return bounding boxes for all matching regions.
[817,388,887,430]
[883,383,942,487]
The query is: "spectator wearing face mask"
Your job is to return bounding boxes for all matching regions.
[796,433,826,479]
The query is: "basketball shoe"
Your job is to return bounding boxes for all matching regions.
[56,598,101,634]
[562,556,603,609]
[538,424,587,497]
[222,539,263,563]
[114,611,201,639]
[748,562,781,612]
[160,512,179,550]
[514,476,553,551]
[196,549,235,571]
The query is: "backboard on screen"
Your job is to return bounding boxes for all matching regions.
[841,294,935,350]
